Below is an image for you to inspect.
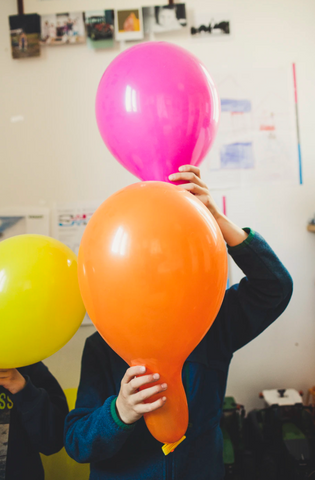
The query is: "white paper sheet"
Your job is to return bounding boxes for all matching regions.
[201,66,301,188]
[52,202,101,326]
[0,207,49,242]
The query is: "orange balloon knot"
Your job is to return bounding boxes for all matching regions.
[162,436,186,456]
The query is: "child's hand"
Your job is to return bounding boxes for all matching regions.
[169,165,248,246]
[116,366,167,425]
[0,369,26,394]
[168,165,222,220]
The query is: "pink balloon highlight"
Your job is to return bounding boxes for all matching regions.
[95,42,220,182]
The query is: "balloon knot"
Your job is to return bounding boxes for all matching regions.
[162,436,186,455]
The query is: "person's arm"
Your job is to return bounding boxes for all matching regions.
[0,369,26,394]
[169,165,248,247]
[9,362,68,455]
[64,336,167,463]
[216,229,293,354]
[169,166,293,354]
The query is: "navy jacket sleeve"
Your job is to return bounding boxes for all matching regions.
[64,337,135,464]
[217,228,293,356]
[13,362,69,455]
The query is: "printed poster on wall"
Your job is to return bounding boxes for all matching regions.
[52,202,101,326]
[0,208,49,242]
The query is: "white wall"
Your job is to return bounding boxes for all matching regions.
[1,0,315,411]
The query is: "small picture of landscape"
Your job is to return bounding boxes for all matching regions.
[9,14,41,59]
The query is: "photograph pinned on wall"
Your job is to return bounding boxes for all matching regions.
[191,12,230,39]
[115,9,144,41]
[9,14,40,59]
[40,12,85,45]
[143,4,187,34]
[85,10,114,49]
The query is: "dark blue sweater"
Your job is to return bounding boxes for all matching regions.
[1,362,68,480]
[64,229,293,480]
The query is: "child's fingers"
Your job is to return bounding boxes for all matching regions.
[132,383,167,405]
[180,183,208,196]
[128,373,160,393]
[168,171,207,188]
[178,165,201,177]
[135,396,167,414]
[122,366,146,384]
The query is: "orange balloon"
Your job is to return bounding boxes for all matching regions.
[78,182,227,444]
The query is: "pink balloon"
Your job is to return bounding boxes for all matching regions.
[95,42,220,182]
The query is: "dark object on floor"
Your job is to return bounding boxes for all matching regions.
[221,397,255,480]
[247,389,315,480]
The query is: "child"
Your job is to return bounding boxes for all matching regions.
[64,165,293,480]
[0,362,68,480]
[18,31,27,52]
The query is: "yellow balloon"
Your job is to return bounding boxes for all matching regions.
[0,235,85,368]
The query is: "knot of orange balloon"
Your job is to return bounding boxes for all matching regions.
[162,436,186,456]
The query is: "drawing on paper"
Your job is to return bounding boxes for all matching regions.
[201,67,301,188]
